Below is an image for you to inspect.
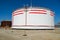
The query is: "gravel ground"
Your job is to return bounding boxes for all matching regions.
[0,28,60,40]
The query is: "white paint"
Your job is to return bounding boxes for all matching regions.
[12,7,54,29]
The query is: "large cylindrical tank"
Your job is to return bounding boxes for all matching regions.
[12,7,55,29]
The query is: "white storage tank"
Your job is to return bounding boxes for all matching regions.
[12,7,55,29]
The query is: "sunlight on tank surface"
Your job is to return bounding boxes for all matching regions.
[12,7,55,29]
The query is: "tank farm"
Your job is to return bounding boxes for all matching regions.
[12,7,55,29]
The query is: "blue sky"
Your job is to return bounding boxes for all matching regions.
[0,0,60,24]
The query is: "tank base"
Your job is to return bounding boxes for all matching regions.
[12,27,54,30]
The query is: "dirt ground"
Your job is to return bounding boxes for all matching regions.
[0,28,60,40]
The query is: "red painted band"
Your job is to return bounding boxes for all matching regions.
[29,12,46,14]
[30,10,47,12]
[13,13,23,16]
[50,11,54,16]
[13,10,23,14]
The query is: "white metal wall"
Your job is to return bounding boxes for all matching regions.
[12,7,54,29]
